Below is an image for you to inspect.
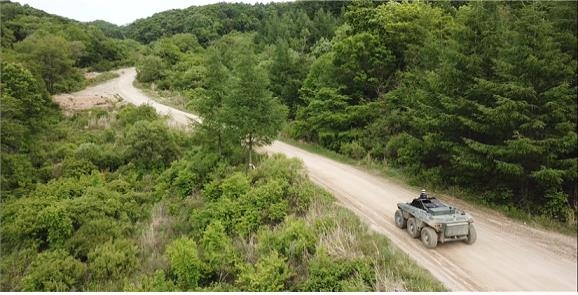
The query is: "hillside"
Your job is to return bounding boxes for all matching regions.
[1,0,577,291]
[128,0,577,228]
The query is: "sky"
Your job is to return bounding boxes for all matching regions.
[14,0,294,26]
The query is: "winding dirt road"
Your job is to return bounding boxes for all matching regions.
[61,68,577,291]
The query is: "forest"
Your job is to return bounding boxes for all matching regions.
[1,0,576,291]
[127,0,577,223]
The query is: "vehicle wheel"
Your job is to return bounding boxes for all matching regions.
[395,210,406,229]
[421,227,438,249]
[407,217,420,238]
[465,224,477,244]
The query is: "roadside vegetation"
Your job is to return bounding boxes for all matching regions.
[1,0,576,291]
[0,1,142,94]
[0,70,445,290]
[132,0,577,230]
[84,71,120,87]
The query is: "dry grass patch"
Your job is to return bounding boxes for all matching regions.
[139,203,174,273]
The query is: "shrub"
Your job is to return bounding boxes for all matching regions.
[165,237,203,290]
[199,221,239,282]
[236,251,292,291]
[65,218,123,260]
[123,270,176,291]
[21,249,86,291]
[340,141,366,160]
[61,157,98,178]
[38,205,73,248]
[116,105,158,127]
[249,154,306,186]
[257,218,316,263]
[88,239,139,281]
[121,120,180,170]
[220,172,251,199]
[190,197,239,238]
[241,179,289,226]
[0,247,37,291]
[299,250,375,292]
[0,153,36,191]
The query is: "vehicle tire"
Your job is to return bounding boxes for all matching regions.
[395,210,406,229]
[465,224,477,244]
[407,217,420,238]
[421,227,438,249]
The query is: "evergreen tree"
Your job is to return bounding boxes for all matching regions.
[224,49,287,166]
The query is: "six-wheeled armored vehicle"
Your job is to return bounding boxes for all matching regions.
[395,190,476,249]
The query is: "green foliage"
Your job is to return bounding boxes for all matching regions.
[224,48,288,163]
[340,141,366,160]
[1,1,136,89]
[123,270,176,291]
[236,251,292,291]
[199,221,239,282]
[287,0,577,221]
[15,33,84,93]
[21,249,86,291]
[87,239,139,281]
[257,218,316,263]
[300,250,374,291]
[165,237,203,290]
[116,104,159,126]
[38,205,74,248]
[0,61,52,159]
[65,218,123,260]
[269,41,311,118]
[137,55,166,83]
[0,247,37,291]
[121,120,180,170]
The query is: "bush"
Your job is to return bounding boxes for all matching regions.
[165,237,203,290]
[236,251,292,291]
[65,218,123,260]
[121,120,180,170]
[123,270,176,291]
[136,55,166,83]
[257,218,316,263]
[220,172,251,199]
[61,157,98,178]
[340,141,366,160]
[88,239,139,281]
[0,153,36,191]
[199,221,239,282]
[21,249,86,291]
[299,250,375,291]
[241,179,289,226]
[38,205,73,248]
[0,247,37,291]
[116,105,158,127]
[189,197,239,238]
[249,154,306,186]
[544,191,573,222]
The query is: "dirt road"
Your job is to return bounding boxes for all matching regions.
[61,68,577,291]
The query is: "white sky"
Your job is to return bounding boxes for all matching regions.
[14,0,294,26]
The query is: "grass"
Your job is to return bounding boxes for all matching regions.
[85,71,119,87]
[303,188,447,291]
[279,134,577,236]
[132,81,192,113]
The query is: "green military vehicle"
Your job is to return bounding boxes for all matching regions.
[395,190,476,249]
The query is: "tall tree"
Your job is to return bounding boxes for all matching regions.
[224,49,287,166]
[16,34,82,93]
[268,41,309,119]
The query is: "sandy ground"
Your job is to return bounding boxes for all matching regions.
[55,68,577,291]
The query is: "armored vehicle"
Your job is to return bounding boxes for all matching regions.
[395,190,476,249]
